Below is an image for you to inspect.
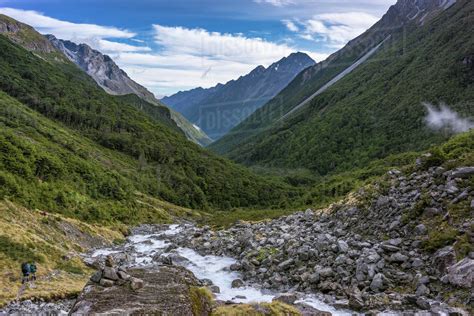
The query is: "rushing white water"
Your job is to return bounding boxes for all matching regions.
[296,296,351,316]
[176,247,275,304]
[91,249,121,257]
[163,224,183,236]
[90,224,352,315]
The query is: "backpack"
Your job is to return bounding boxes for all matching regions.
[21,262,30,273]
[30,263,37,273]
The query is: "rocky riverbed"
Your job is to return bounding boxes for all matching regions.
[81,224,347,315]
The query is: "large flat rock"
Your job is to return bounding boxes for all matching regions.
[70,265,212,315]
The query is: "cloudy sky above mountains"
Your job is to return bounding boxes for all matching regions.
[0,0,395,96]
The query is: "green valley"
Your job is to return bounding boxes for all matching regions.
[0,30,300,221]
[0,1,473,313]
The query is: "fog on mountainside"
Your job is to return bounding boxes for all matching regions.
[424,102,474,133]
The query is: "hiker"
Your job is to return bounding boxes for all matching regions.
[21,262,30,284]
[29,262,37,281]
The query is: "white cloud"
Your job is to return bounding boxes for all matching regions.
[282,19,299,32]
[0,7,150,53]
[254,0,295,7]
[152,24,295,65]
[96,39,151,52]
[305,52,330,63]
[286,12,379,48]
[424,102,474,134]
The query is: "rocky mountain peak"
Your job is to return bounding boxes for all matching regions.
[285,52,315,64]
[0,14,58,54]
[268,52,315,74]
[45,34,157,101]
[249,65,266,76]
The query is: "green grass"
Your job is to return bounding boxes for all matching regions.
[190,287,214,315]
[212,301,301,316]
[55,260,85,275]
[422,225,459,252]
[206,208,300,228]
[0,235,45,263]
[0,200,122,305]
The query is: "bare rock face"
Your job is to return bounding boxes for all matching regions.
[70,265,212,315]
[45,35,156,102]
[433,246,457,275]
[0,14,58,54]
[445,258,474,288]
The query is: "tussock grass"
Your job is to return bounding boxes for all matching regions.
[0,200,120,306]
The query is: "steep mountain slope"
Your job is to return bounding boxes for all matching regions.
[162,53,315,139]
[0,14,59,56]
[0,20,300,217]
[46,35,155,100]
[211,0,473,176]
[169,111,213,146]
[45,35,211,146]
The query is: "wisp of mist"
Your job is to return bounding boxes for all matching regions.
[423,102,474,133]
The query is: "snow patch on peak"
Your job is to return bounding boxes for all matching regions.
[192,124,202,132]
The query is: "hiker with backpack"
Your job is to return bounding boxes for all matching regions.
[29,262,37,281]
[21,262,30,284]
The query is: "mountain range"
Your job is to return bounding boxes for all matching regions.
[162,52,315,139]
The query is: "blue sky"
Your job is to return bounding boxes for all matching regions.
[0,0,396,96]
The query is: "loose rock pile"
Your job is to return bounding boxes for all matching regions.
[89,255,144,290]
[171,165,474,313]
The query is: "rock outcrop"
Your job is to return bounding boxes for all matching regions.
[46,35,156,100]
[0,14,59,55]
[70,263,212,315]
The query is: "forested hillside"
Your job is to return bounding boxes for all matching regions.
[211,0,474,176]
[0,32,300,221]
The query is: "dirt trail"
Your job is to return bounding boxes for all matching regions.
[16,284,26,301]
